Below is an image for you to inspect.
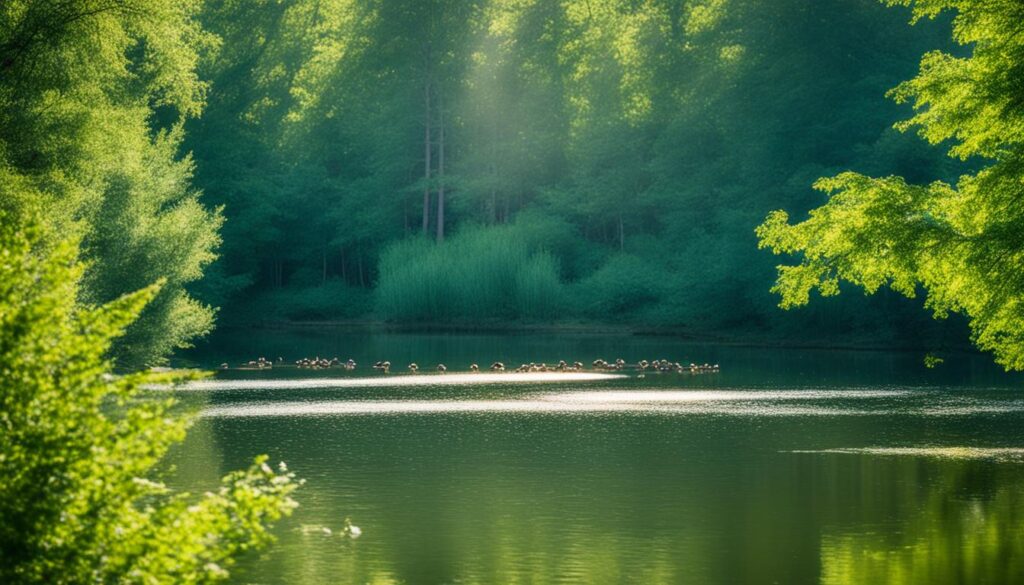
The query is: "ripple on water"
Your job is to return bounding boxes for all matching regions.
[788,447,1024,461]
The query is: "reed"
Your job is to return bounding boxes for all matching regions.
[375,227,567,322]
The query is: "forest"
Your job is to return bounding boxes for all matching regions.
[4,0,1024,583]
[183,0,967,350]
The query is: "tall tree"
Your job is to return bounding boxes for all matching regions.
[0,0,223,365]
[757,0,1024,368]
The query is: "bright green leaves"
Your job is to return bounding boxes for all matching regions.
[0,216,299,584]
[0,0,223,366]
[758,1,1024,370]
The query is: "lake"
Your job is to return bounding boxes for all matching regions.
[168,329,1024,584]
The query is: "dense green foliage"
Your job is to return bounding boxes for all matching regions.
[0,0,223,365]
[187,0,965,345]
[0,215,298,584]
[377,227,566,321]
[758,0,1024,368]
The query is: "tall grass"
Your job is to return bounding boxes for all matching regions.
[375,227,567,322]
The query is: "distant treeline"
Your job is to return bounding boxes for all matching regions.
[186,0,966,346]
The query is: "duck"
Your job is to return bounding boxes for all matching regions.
[408,363,419,373]
[436,363,447,373]
[344,359,357,371]
[490,362,505,372]
[341,517,362,539]
[469,363,480,372]
[373,361,391,374]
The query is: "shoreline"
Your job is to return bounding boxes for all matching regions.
[214,319,979,356]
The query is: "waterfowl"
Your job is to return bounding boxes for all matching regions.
[408,363,419,373]
[490,362,505,372]
[341,517,362,539]
[344,359,357,371]
[469,363,480,372]
[219,363,229,370]
[436,363,447,373]
[373,361,391,374]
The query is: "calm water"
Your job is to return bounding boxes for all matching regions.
[168,329,1024,584]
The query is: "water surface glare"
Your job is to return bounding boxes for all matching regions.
[173,371,622,391]
[201,388,914,418]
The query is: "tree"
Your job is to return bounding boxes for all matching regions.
[0,0,223,366]
[0,210,299,584]
[757,0,1024,369]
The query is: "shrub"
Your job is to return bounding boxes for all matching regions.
[0,216,299,584]
[375,227,568,322]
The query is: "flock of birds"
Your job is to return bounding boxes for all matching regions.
[226,356,720,375]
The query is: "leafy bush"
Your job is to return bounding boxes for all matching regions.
[572,254,665,318]
[375,227,568,322]
[0,216,299,584]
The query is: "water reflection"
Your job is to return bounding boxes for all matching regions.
[820,462,1024,585]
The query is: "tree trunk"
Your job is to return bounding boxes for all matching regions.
[357,252,366,288]
[340,247,347,283]
[422,76,431,236]
[618,215,625,251]
[490,123,498,224]
[436,92,446,243]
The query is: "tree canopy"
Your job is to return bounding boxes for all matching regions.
[187,0,962,349]
[0,0,223,366]
[757,0,1024,369]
